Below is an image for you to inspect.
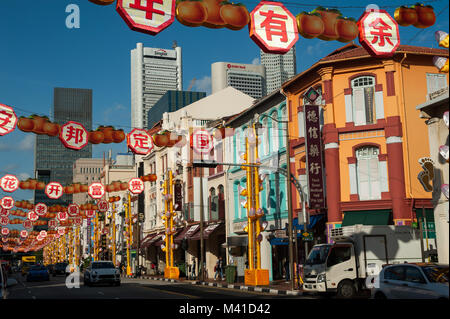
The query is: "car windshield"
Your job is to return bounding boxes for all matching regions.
[305,245,331,265]
[30,266,46,271]
[92,262,115,269]
[421,266,449,283]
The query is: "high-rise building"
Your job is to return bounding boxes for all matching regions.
[72,158,104,205]
[131,43,182,129]
[147,90,206,129]
[34,88,93,214]
[260,47,297,94]
[211,62,265,99]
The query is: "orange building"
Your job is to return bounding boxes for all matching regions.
[281,44,449,242]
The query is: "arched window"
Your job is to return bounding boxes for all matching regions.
[279,105,287,148]
[270,110,279,151]
[262,117,269,156]
[356,145,381,200]
[351,76,375,126]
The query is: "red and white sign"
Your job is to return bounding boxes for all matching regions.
[0,207,10,217]
[190,129,213,154]
[59,121,89,150]
[67,204,80,217]
[57,211,68,222]
[1,227,9,236]
[97,200,109,213]
[128,178,144,194]
[73,216,83,226]
[0,174,19,193]
[88,182,105,199]
[127,128,154,155]
[23,219,32,229]
[85,210,96,218]
[48,219,58,229]
[27,211,39,222]
[116,0,176,36]
[36,234,44,241]
[249,1,298,54]
[0,104,18,136]
[39,230,47,238]
[0,196,14,210]
[45,182,64,199]
[0,216,9,226]
[34,202,48,216]
[57,227,66,235]
[20,230,28,238]
[358,9,400,57]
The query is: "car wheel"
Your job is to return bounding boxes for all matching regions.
[374,291,387,299]
[337,280,356,299]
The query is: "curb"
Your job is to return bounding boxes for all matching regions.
[122,275,302,296]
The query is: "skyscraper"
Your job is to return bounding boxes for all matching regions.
[211,62,266,99]
[260,46,297,94]
[34,88,92,211]
[131,43,182,129]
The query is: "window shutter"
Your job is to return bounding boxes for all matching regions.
[368,157,381,199]
[364,86,375,124]
[357,159,370,200]
[427,73,447,97]
[353,87,366,126]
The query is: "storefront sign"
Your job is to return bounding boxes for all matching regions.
[174,182,183,212]
[304,104,325,209]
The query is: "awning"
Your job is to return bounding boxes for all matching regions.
[155,229,182,246]
[147,233,164,246]
[294,214,325,231]
[226,235,248,247]
[140,233,158,249]
[184,224,201,240]
[269,238,289,246]
[341,210,392,227]
[190,223,224,241]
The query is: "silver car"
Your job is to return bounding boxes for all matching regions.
[84,261,121,286]
[372,263,449,299]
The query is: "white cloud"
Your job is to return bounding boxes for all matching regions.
[103,103,127,122]
[18,172,31,180]
[251,57,260,65]
[194,76,212,95]
[17,135,34,151]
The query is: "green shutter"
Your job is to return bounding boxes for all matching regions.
[342,210,392,227]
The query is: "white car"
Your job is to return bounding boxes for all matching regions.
[372,263,448,299]
[84,261,121,287]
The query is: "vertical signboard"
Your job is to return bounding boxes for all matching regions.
[174,181,183,212]
[304,104,326,209]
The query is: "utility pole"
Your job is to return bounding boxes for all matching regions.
[199,163,205,281]
[285,120,295,291]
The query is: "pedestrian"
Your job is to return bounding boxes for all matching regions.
[214,256,224,281]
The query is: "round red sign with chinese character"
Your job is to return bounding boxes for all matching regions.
[0,196,14,210]
[58,227,66,235]
[0,174,19,193]
[85,210,96,218]
[127,128,154,155]
[0,104,18,136]
[0,216,9,226]
[57,211,68,222]
[20,230,28,238]
[190,129,213,154]
[45,182,64,199]
[48,219,58,229]
[34,203,48,216]
[249,1,299,54]
[116,0,176,36]
[73,217,83,226]
[23,219,32,229]
[88,182,105,199]
[357,9,400,57]
[27,211,39,222]
[1,227,9,236]
[97,200,109,213]
[128,178,144,194]
[67,204,80,217]
[59,121,89,150]
[39,230,47,238]
[0,207,10,217]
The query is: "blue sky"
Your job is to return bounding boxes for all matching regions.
[0,0,448,208]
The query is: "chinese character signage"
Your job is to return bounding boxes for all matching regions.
[34,203,48,216]
[127,128,154,155]
[0,104,17,136]
[249,1,298,54]
[0,174,19,193]
[116,0,176,36]
[129,178,144,194]
[0,196,14,210]
[0,216,8,226]
[45,182,64,199]
[88,182,105,199]
[59,121,89,150]
[27,211,39,222]
[97,200,109,213]
[190,129,213,155]
[304,104,325,209]
[68,204,80,217]
[174,182,183,212]
[358,9,400,57]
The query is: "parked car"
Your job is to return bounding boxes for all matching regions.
[26,265,50,282]
[52,262,68,276]
[84,261,120,286]
[1,263,7,299]
[372,263,448,299]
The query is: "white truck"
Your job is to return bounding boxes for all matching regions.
[303,225,423,298]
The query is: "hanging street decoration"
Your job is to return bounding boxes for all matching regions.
[27,211,39,222]
[89,126,126,145]
[394,4,435,28]
[57,211,69,222]
[34,203,48,216]
[89,0,116,5]
[45,182,64,199]
[0,197,14,210]
[1,227,9,236]
[68,203,80,217]
[190,128,213,154]
[23,219,32,229]
[433,31,449,73]
[0,208,9,217]
[0,216,8,226]
[357,9,400,58]
[0,104,17,136]
[85,210,96,218]
[48,219,58,229]
[116,0,176,36]
[127,128,154,155]
[59,121,89,150]
[249,1,298,54]
[17,115,60,136]
[97,200,109,213]
[88,182,105,199]
[0,174,19,193]
[128,178,145,194]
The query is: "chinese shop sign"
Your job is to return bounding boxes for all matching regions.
[45,182,64,199]
[88,182,105,199]
[127,128,154,155]
[0,104,17,136]
[59,121,89,150]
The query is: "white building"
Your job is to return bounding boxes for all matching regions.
[260,47,296,94]
[131,43,182,129]
[211,62,265,99]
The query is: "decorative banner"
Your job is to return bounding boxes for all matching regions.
[127,128,154,155]
[57,211,68,222]
[304,102,326,209]
[73,216,83,226]
[116,0,176,36]
[0,216,9,226]
[23,219,32,229]
[27,211,39,222]
[97,200,109,213]
[39,230,47,238]
[0,208,9,217]
[0,174,19,193]
[358,9,400,58]
[1,227,9,236]
[249,1,298,54]
[34,202,48,216]
[85,210,96,218]
[59,121,89,150]
[128,178,144,194]
[0,196,14,210]
[45,182,64,199]
[394,4,435,28]
[67,203,80,217]
[57,227,66,235]
[191,128,213,154]
[0,104,18,136]
[48,219,58,229]
[88,182,105,199]
[20,230,28,238]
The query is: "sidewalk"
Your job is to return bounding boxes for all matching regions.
[121,273,303,296]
